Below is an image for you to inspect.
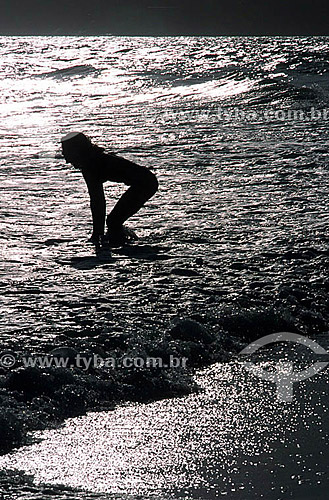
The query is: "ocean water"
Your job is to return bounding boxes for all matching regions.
[1,36,329,498]
[1,355,329,499]
[1,36,329,343]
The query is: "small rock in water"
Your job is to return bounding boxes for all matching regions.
[50,347,78,362]
[170,268,199,277]
[169,319,215,344]
[103,333,130,349]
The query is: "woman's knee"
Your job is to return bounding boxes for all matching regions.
[143,171,158,198]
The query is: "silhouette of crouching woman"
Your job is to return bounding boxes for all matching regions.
[61,132,158,246]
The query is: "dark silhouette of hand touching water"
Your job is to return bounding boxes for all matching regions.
[61,132,158,246]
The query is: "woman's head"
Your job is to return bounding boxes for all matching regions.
[61,132,103,168]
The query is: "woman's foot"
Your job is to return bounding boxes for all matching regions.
[105,226,138,247]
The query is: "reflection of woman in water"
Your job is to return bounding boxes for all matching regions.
[61,132,158,246]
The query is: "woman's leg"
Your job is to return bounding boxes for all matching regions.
[106,171,158,237]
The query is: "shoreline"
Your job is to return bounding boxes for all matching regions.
[1,286,327,455]
[1,352,329,500]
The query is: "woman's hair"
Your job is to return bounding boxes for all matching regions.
[61,132,105,167]
[82,134,105,156]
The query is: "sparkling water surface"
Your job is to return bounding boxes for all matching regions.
[0,357,329,499]
[1,36,329,341]
[1,36,329,499]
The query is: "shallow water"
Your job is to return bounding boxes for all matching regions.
[1,35,329,499]
[1,36,329,347]
[1,350,329,499]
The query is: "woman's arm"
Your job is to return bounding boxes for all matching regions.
[82,170,106,239]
